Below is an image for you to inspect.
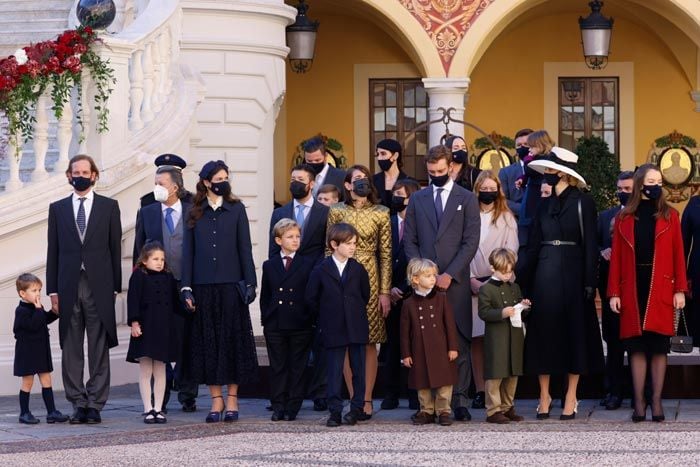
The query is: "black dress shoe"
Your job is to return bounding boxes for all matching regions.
[271,410,285,421]
[453,406,471,421]
[313,399,328,411]
[46,410,68,423]
[284,412,297,421]
[605,395,622,411]
[600,394,610,407]
[70,407,87,424]
[380,398,399,410]
[265,405,273,411]
[19,412,39,424]
[343,409,359,426]
[408,398,419,411]
[631,412,646,423]
[181,400,197,413]
[326,413,342,427]
[86,408,101,424]
[471,392,485,409]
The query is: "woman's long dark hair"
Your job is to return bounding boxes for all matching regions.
[343,164,379,206]
[620,163,671,221]
[188,171,240,227]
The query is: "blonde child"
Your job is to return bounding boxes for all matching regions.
[400,258,458,426]
[478,248,530,424]
[13,273,67,424]
[127,242,183,424]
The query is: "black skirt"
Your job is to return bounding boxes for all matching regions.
[184,283,259,385]
[623,264,670,355]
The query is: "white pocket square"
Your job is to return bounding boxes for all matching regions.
[457,205,462,211]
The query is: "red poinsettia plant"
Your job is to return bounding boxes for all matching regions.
[0,26,115,152]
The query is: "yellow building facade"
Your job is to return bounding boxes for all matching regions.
[275,0,700,206]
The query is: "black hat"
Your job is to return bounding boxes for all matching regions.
[198,160,229,180]
[154,153,186,170]
[376,138,402,156]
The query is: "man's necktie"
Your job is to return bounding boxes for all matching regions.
[165,207,175,235]
[77,197,86,235]
[398,219,404,242]
[296,204,306,229]
[434,188,444,226]
[283,255,292,271]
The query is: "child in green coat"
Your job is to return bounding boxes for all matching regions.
[478,248,530,424]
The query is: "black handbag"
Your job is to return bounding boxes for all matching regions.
[670,308,693,353]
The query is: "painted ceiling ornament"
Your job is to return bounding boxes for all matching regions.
[400,0,495,74]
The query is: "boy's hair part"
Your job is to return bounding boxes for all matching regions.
[489,248,517,273]
[318,183,340,197]
[16,273,42,293]
[326,222,358,250]
[405,258,438,287]
[273,218,301,238]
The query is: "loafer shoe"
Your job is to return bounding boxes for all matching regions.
[46,410,68,424]
[85,408,101,424]
[19,412,39,424]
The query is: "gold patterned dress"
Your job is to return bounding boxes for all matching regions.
[327,201,392,343]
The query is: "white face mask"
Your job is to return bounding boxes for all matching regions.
[153,184,170,203]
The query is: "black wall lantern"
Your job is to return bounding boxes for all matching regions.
[286,0,319,73]
[578,0,614,70]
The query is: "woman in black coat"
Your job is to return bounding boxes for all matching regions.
[181,160,258,423]
[371,138,411,211]
[681,194,700,343]
[516,148,603,421]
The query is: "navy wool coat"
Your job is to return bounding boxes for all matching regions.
[13,301,59,376]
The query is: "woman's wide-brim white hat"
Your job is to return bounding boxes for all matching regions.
[528,146,587,187]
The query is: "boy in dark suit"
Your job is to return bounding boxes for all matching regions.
[261,219,315,422]
[306,223,370,427]
[13,274,67,424]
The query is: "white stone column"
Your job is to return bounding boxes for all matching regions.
[180,0,296,335]
[422,77,470,147]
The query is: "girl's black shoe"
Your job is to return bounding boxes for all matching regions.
[632,412,646,423]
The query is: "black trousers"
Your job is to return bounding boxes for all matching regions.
[306,326,327,401]
[380,301,416,402]
[599,282,626,398]
[265,328,313,415]
[62,271,110,410]
[327,344,365,415]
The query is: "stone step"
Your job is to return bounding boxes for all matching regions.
[0,9,70,21]
[0,0,73,12]
[0,18,68,32]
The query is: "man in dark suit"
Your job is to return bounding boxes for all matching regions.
[303,136,346,201]
[139,154,192,208]
[269,163,330,411]
[46,154,122,424]
[498,128,532,217]
[403,145,481,421]
[133,164,198,413]
[597,170,634,410]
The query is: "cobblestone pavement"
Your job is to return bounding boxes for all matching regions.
[0,384,699,465]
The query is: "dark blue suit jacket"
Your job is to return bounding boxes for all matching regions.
[596,205,621,291]
[498,161,524,215]
[305,257,370,348]
[260,254,315,330]
[181,201,256,288]
[268,200,329,263]
[321,166,347,201]
[133,200,192,265]
[391,214,409,292]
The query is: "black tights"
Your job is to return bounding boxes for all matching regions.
[630,352,666,416]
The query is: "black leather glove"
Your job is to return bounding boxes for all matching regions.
[584,286,595,301]
[181,289,196,311]
[244,285,256,305]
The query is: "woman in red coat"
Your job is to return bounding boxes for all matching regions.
[608,164,687,422]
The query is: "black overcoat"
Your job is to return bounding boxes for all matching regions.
[46,194,122,348]
[260,254,315,331]
[13,301,58,376]
[516,186,603,375]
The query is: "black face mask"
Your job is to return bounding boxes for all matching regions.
[352,178,371,198]
[289,180,309,200]
[377,159,393,172]
[430,173,450,187]
[642,184,662,200]
[478,191,498,205]
[70,176,92,192]
[617,191,630,206]
[516,146,530,159]
[391,195,407,212]
[543,173,561,187]
[452,149,468,164]
[307,162,325,176]
[210,181,231,197]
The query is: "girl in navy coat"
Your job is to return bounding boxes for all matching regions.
[127,242,183,424]
[306,223,370,427]
[13,273,67,424]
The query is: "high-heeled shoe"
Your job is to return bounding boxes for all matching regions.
[357,400,373,421]
[536,395,552,420]
[631,412,646,422]
[224,394,239,422]
[205,395,223,423]
[560,400,579,421]
[651,402,665,422]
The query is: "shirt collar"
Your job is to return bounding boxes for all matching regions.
[161,199,182,213]
[331,254,347,270]
[280,251,297,260]
[414,287,433,297]
[317,163,330,180]
[73,189,95,201]
[293,197,314,209]
[207,196,223,210]
[432,178,454,193]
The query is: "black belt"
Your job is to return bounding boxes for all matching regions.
[541,240,578,246]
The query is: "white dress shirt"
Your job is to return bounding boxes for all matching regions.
[332,255,347,277]
[293,196,314,224]
[432,178,454,211]
[207,195,223,210]
[161,199,182,226]
[72,189,95,224]
[315,163,330,187]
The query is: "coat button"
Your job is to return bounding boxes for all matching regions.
[213,231,216,234]
[429,306,433,309]
[279,288,283,292]
[433,324,436,328]
[213,257,217,261]
[419,316,423,319]
[430,314,434,318]
[289,301,293,305]
[421,325,425,329]
[289,288,293,292]
[213,244,216,247]
[278,300,283,304]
